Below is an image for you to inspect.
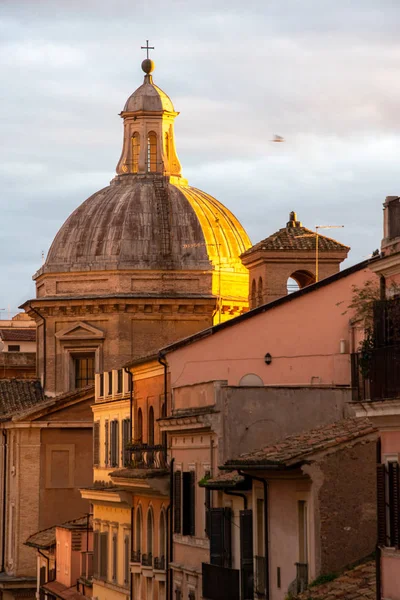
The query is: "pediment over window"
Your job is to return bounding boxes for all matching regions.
[55,321,105,341]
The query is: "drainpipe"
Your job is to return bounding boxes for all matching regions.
[239,471,269,600]
[158,353,168,413]
[376,437,381,600]
[167,458,175,600]
[124,368,134,443]
[28,304,46,392]
[130,506,134,600]
[1,430,7,573]
[225,489,247,510]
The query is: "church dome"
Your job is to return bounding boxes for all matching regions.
[43,177,250,272]
[123,80,175,113]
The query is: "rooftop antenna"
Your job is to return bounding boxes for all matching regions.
[41,250,45,264]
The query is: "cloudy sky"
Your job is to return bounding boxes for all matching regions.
[1,0,399,314]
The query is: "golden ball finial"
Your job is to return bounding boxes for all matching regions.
[142,59,155,74]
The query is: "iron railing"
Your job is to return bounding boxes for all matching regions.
[128,444,168,469]
[142,552,153,567]
[295,562,308,593]
[254,555,267,598]
[352,346,400,401]
[154,555,166,570]
[202,563,240,600]
[131,550,141,563]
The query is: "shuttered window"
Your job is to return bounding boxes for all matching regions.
[124,534,130,586]
[93,421,100,467]
[377,461,400,547]
[209,507,232,568]
[99,532,108,580]
[99,373,104,397]
[104,420,109,466]
[204,470,211,537]
[174,471,182,534]
[110,420,119,467]
[182,471,196,536]
[122,418,131,466]
[240,509,254,600]
[112,533,117,582]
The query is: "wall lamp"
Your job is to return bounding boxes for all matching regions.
[264,353,272,365]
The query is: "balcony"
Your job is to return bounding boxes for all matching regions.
[131,550,141,563]
[154,555,166,571]
[142,552,153,567]
[352,346,400,402]
[127,444,168,469]
[202,563,240,600]
[254,555,266,598]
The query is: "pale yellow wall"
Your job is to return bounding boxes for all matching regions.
[93,398,130,482]
[93,504,131,600]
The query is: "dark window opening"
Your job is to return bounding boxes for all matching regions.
[117,369,123,394]
[148,406,155,445]
[8,345,20,352]
[99,373,104,397]
[137,408,143,443]
[110,420,119,467]
[74,355,95,389]
[182,471,196,536]
[108,372,113,395]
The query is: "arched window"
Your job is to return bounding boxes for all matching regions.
[257,277,263,306]
[251,279,257,309]
[287,270,315,294]
[165,132,170,161]
[147,132,157,173]
[136,506,142,554]
[148,406,154,445]
[147,508,154,558]
[137,408,143,443]
[132,132,140,173]
[159,510,166,560]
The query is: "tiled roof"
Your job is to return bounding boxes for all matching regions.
[25,515,92,549]
[224,418,376,468]
[12,384,94,421]
[294,559,375,600]
[241,225,350,256]
[110,468,169,479]
[0,328,36,342]
[201,471,246,489]
[42,580,87,600]
[0,379,44,419]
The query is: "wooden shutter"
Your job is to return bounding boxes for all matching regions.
[104,420,109,466]
[174,471,182,534]
[389,461,400,547]
[377,463,387,546]
[204,470,211,538]
[122,418,131,466]
[100,532,108,579]
[93,421,100,466]
[240,509,254,600]
[209,508,225,567]
[93,531,99,578]
[124,534,130,585]
[112,533,117,581]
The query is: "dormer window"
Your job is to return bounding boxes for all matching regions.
[132,133,140,173]
[147,132,157,172]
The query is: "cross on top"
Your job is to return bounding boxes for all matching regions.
[141,40,154,59]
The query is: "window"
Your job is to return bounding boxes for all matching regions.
[104,420,109,466]
[99,373,104,397]
[147,508,154,559]
[240,509,254,599]
[174,471,182,533]
[378,461,400,547]
[122,418,131,466]
[93,531,99,578]
[165,132,170,161]
[204,470,211,537]
[93,421,100,467]
[182,471,196,536]
[137,408,143,443]
[257,277,263,306]
[148,406,154,445]
[136,507,142,555]
[298,501,308,563]
[159,510,166,561]
[132,132,140,173]
[74,355,95,389]
[108,372,112,395]
[251,279,256,309]
[147,132,157,172]
[110,420,119,467]
[8,345,20,352]
[117,369,123,394]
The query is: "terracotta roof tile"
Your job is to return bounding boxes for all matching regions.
[0,379,44,419]
[224,418,376,468]
[294,560,375,600]
[241,225,350,255]
[200,471,246,489]
[25,515,92,549]
[0,328,36,342]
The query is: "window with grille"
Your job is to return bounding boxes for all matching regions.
[74,354,95,389]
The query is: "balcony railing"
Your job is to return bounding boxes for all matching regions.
[352,346,400,401]
[131,550,141,563]
[127,444,168,469]
[254,555,266,598]
[154,555,166,570]
[202,563,240,600]
[142,552,153,567]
